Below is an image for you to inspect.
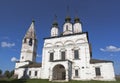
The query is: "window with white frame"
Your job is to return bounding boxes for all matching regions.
[95,67,101,76]
[61,51,65,60]
[50,52,54,61]
[29,71,31,76]
[74,50,79,59]
[75,69,79,77]
[35,71,37,76]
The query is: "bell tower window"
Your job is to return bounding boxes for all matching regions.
[29,38,32,46]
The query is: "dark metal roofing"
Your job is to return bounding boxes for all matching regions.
[50,59,72,63]
[90,59,113,64]
[44,32,89,41]
[19,62,42,68]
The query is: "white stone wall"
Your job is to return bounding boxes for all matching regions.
[73,23,82,33]
[90,62,115,81]
[26,68,41,79]
[51,27,59,37]
[14,68,25,79]
[15,61,29,68]
[15,31,115,81]
[41,33,91,80]
[15,67,41,79]
[63,22,73,35]
[20,38,37,62]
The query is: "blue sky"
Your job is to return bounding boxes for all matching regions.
[0,0,120,75]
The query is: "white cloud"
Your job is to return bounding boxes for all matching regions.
[1,41,15,48]
[100,45,120,52]
[11,57,18,62]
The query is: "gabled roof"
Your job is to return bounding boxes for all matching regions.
[90,59,113,64]
[19,62,42,68]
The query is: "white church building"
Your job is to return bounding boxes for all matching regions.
[14,15,116,81]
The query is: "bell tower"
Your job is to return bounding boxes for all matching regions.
[20,20,37,62]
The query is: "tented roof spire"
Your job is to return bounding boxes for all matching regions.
[65,6,71,23]
[24,20,36,39]
[52,15,58,27]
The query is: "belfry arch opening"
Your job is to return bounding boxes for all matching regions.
[52,64,66,80]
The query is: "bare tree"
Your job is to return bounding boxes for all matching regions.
[0,69,2,75]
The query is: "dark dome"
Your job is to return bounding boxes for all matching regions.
[65,16,71,22]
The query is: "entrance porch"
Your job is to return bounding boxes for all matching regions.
[49,60,72,81]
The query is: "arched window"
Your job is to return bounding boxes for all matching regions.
[29,38,32,46]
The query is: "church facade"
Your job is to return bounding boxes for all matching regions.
[14,16,116,81]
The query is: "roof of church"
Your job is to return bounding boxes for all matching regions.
[24,20,37,39]
[90,59,113,64]
[44,32,89,42]
[19,62,42,68]
[51,59,72,63]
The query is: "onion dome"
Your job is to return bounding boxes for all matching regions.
[65,16,71,23]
